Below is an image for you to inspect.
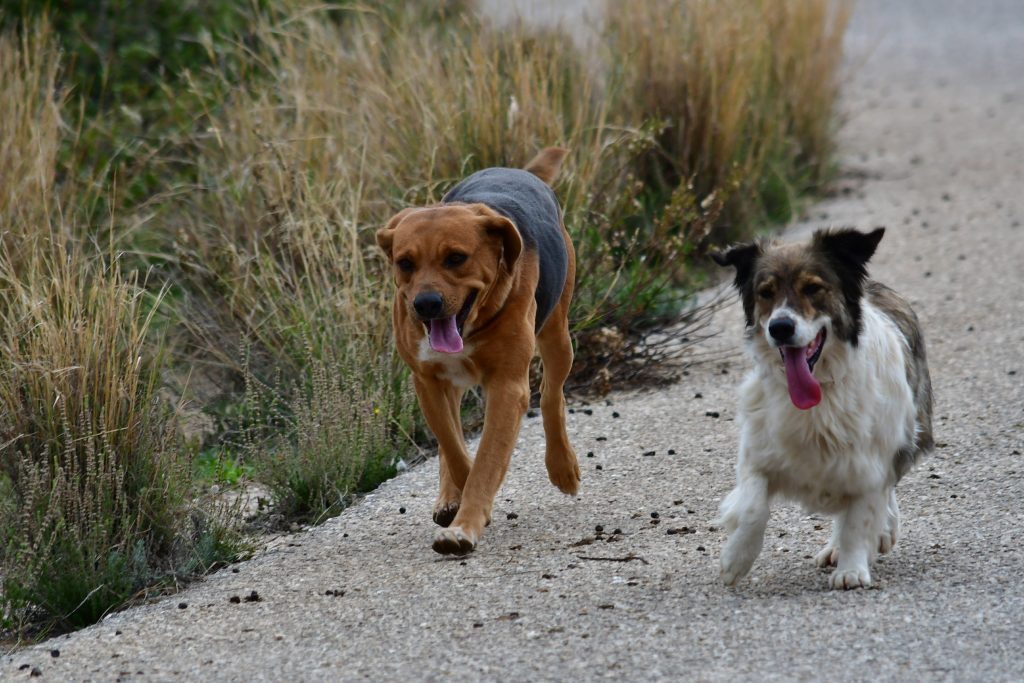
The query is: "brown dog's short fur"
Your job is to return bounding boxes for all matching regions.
[377,148,579,554]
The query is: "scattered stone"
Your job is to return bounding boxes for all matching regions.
[507,512,519,520]
[642,450,656,457]
[324,589,345,597]
[598,604,615,610]
[595,465,603,470]
[667,449,676,455]
[178,602,188,610]
[473,622,483,628]
[231,568,240,574]
[244,591,262,603]
[596,436,607,442]
[612,412,620,418]
[595,525,604,533]
[527,410,537,418]
[696,546,706,552]
[542,573,555,579]
[586,451,595,458]
[30,668,42,678]
[613,528,622,535]
[694,393,703,399]
[705,411,720,418]
[650,512,659,519]
[229,596,241,604]
[50,650,60,659]
[583,409,593,416]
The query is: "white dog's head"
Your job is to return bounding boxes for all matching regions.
[712,227,885,409]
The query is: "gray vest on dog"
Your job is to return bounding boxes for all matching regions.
[443,167,568,331]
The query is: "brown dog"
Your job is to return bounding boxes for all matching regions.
[376,148,579,555]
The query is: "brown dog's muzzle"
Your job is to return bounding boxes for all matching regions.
[414,290,477,355]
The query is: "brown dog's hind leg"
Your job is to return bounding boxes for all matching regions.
[536,261,579,496]
[413,376,472,528]
[433,384,466,527]
[434,376,529,555]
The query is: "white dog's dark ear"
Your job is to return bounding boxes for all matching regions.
[711,241,762,327]
[813,226,885,275]
[376,208,418,261]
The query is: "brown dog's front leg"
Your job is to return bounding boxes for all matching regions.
[413,376,472,527]
[433,375,529,555]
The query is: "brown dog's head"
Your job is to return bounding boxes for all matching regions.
[712,227,884,409]
[376,203,522,354]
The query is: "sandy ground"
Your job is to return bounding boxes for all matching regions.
[5,1,1023,680]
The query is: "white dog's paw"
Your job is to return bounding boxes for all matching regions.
[720,540,759,586]
[814,543,838,568]
[830,566,872,590]
[878,527,898,555]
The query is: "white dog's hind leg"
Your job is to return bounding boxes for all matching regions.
[717,475,770,586]
[814,517,841,568]
[879,488,900,555]
[830,489,888,589]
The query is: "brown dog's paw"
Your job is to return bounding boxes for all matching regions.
[432,502,460,528]
[546,452,581,496]
[432,527,477,555]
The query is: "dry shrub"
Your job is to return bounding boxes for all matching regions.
[0,23,231,634]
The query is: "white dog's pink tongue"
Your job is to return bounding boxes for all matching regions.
[429,316,463,354]
[782,346,821,410]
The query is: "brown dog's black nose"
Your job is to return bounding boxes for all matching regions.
[413,292,445,319]
[768,317,796,342]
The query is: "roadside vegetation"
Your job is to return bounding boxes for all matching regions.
[0,0,849,636]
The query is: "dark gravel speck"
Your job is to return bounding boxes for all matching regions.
[229,596,241,604]
[507,512,519,520]
[650,512,660,519]
[50,650,60,658]
[178,602,188,610]
[595,464,603,470]
[705,411,720,418]
[399,507,406,514]
[244,591,261,603]
[612,412,620,418]
[642,450,656,457]
[596,436,607,442]
[667,449,676,455]
[586,451,595,458]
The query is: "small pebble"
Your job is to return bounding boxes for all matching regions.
[399,507,406,514]
[50,650,60,659]
[595,464,603,470]
[667,449,676,455]
[613,528,622,535]
[595,525,604,533]
[586,451,595,458]
[612,412,620,418]
[596,436,607,442]
[650,512,660,519]
[705,411,720,418]
[569,408,575,414]
[583,409,593,416]
[693,393,702,399]
[697,546,706,552]
[507,512,519,520]
[178,602,188,610]
[527,410,537,418]
[231,568,240,574]
[229,596,241,604]
[244,591,261,602]
[642,450,656,457]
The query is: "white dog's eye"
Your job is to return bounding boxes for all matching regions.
[803,283,823,296]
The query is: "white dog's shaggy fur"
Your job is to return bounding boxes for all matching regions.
[712,227,933,589]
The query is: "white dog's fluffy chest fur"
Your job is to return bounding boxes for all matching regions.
[736,301,916,512]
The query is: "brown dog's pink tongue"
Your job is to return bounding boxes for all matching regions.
[782,346,821,409]
[429,316,463,354]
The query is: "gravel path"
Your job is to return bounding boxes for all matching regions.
[6,1,1023,680]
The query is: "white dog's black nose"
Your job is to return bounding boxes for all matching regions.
[413,292,445,319]
[768,317,796,342]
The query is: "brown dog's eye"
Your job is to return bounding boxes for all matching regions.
[757,287,774,300]
[444,252,467,268]
[803,283,823,296]
[396,258,414,273]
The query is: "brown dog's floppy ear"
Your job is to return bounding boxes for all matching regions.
[482,214,523,271]
[376,208,417,261]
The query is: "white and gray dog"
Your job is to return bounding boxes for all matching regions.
[712,227,933,589]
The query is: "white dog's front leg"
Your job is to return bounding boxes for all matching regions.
[717,474,770,586]
[830,489,888,589]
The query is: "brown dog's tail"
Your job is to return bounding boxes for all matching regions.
[523,147,569,186]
